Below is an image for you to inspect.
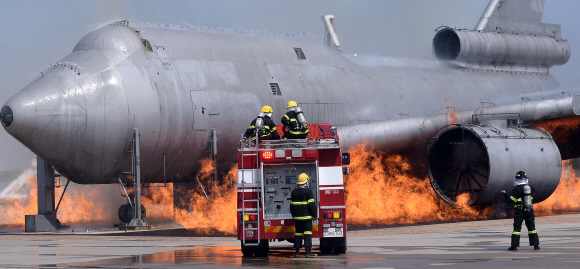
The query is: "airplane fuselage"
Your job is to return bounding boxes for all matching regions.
[1,23,565,184]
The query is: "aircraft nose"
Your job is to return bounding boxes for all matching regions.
[2,66,88,166]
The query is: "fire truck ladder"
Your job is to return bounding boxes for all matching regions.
[240,134,262,247]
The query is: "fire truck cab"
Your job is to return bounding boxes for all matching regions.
[237,124,349,257]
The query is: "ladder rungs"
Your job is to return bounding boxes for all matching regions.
[241,212,258,215]
[243,199,259,202]
[243,243,259,246]
[243,228,259,231]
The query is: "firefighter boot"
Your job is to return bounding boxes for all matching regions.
[294,237,303,257]
[509,234,520,251]
[305,248,317,258]
[529,232,540,250]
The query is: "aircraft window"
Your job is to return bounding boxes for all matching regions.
[293,48,306,60]
[270,83,281,95]
[142,39,153,52]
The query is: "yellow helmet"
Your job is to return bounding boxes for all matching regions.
[261,105,273,113]
[287,101,297,108]
[297,173,310,185]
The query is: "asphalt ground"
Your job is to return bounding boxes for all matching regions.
[0,213,579,268]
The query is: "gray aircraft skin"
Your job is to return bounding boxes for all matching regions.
[1,0,577,206]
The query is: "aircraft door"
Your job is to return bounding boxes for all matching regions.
[191,90,209,130]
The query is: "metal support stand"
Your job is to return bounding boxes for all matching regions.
[129,128,147,227]
[211,128,218,195]
[25,156,59,232]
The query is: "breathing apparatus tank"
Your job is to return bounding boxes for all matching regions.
[523,185,533,209]
[294,106,308,129]
[255,112,265,134]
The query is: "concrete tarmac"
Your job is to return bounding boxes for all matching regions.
[0,213,579,268]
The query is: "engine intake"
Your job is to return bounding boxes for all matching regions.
[428,125,561,206]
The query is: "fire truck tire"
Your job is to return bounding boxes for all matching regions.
[320,237,347,254]
[319,245,333,254]
[240,240,269,257]
[254,240,269,257]
[335,238,347,254]
[241,247,254,257]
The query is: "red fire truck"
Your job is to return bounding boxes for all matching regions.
[237,124,350,257]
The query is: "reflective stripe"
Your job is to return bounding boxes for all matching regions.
[284,115,290,120]
[249,125,255,128]
[295,233,303,236]
[291,201,308,205]
[529,230,537,234]
[307,199,315,203]
[294,216,313,220]
[290,118,297,122]
[290,130,308,135]
[304,231,312,235]
[512,231,521,235]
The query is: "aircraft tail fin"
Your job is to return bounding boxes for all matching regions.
[475,0,562,39]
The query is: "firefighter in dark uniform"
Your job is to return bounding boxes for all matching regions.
[281,101,309,139]
[243,105,280,141]
[501,171,540,251]
[290,173,317,258]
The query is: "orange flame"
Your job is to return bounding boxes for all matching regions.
[536,160,580,212]
[170,160,238,234]
[345,141,493,225]
[531,116,580,142]
[0,171,37,227]
[3,141,580,232]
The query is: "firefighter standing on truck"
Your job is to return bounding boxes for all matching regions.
[244,105,280,141]
[290,173,318,258]
[281,101,309,139]
[501,171,540,251]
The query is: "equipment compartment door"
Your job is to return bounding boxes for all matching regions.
[262,163,318,220]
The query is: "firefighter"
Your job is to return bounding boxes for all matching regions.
[281,101,309,139]
[290,173,318,258]
[244,105,280,141]
[501,170,540,251]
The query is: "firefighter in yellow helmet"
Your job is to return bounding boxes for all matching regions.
[244,106,280,141]
[290,173,317,258]
[281,101,309,139]
[501,171,540,251]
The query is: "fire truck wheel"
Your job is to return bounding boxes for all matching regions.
[254,240,270,257]
[241,247,254,257]
[335,238,347,254]
[320,237,347,254]
[319,245,333,254]
[240,240,269,257]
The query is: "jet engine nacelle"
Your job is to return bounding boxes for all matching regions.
[433,27,571,68]
[428,125,561,206]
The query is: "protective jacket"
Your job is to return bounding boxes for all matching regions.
[502,185,536,209]
[281,111,308,139]
[244,115,280,140]
[290,186,317,220]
